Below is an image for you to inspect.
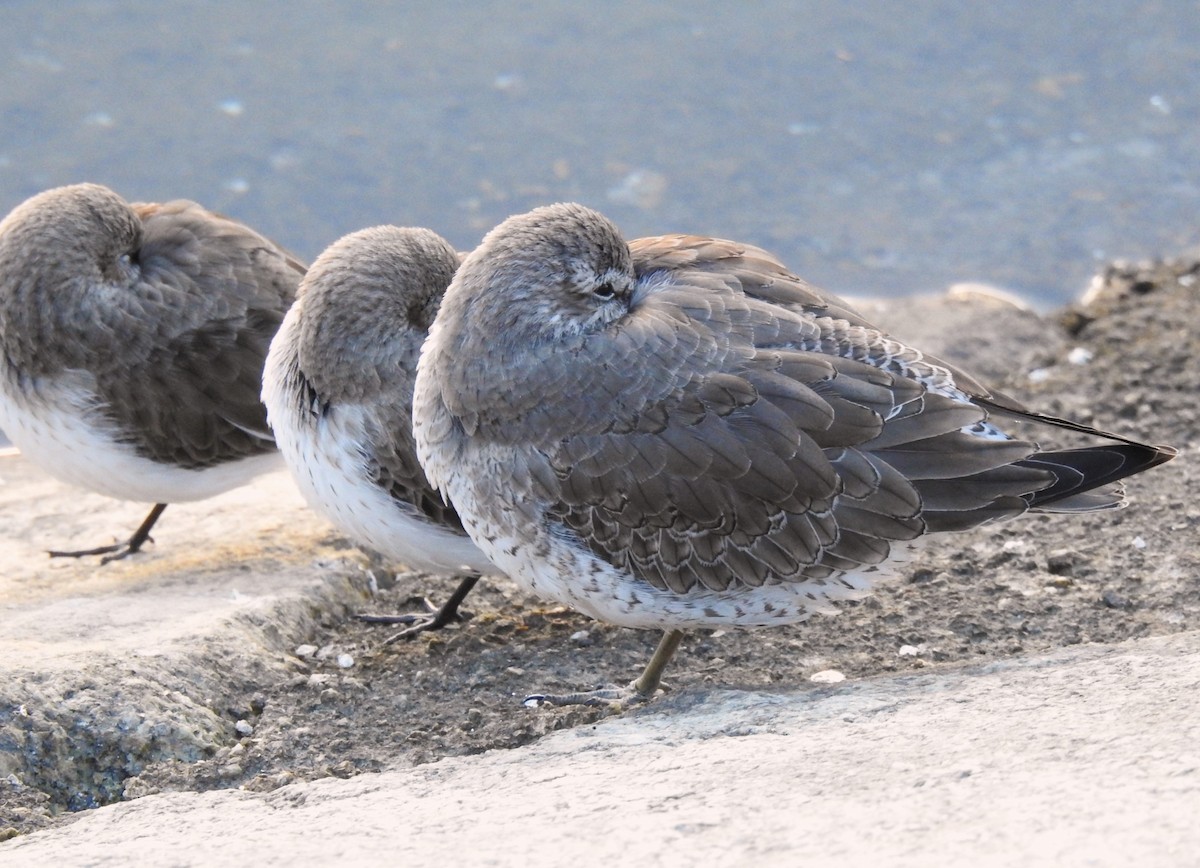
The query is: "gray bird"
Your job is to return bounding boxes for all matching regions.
[0,183,305,562]
[263,226,494,637]
[413,202,1177,706]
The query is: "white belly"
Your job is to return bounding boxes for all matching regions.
[0,375,279,504]
[269,399,492,576]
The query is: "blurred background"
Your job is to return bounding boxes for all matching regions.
[1,0,1198,308]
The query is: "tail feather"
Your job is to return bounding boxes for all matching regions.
[971,397,1177,513]
[1033,485,1126,514]
[1021,443,1174,512]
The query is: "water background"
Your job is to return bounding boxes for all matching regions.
[2,1,1198,306]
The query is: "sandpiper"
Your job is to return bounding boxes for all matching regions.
[0,183,305,562]
[263,226,494,637]
[413,202,1176,705]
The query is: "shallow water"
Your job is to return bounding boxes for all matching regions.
[1,1,1197,305]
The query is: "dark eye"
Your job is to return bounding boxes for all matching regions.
[593,281,616,300]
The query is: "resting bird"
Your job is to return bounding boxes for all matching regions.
[413,202,1177,706]
[263,226,493,638]
[0,183,305,562]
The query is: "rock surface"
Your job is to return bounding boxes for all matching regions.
[4,632,1199,867]
[2,257,1198,863]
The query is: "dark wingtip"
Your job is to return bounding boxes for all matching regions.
[971,395,1178,509]
[1151,443,1180,463]
[1024,440,1176,512]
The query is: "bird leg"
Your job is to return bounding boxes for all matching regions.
[355,572,481,642]
[47,502,168,565]
[524,628,685,708]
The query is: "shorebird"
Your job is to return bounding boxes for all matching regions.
[413,202,1177,706]
[263,226,493,637]
[0,183,305,562]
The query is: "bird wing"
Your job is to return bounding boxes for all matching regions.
[95,201,305,468]
[360,387,467,531]
[509,237,1044,595]
[628,236,1175,521]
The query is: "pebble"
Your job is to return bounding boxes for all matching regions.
[294,644,318,659]
[1046,551,1077,576]
[809,669,846,684]
[1102,590,1132,610]
[329,760,356,779]
[336,653,355,669]
[569,630,592,646]
[908,568,948,586]
[235,719,254,737]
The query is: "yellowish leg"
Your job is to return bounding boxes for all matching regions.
[525,628,686,708]
[629,629,685,698]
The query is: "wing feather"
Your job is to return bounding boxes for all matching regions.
[97,200,305,468]
[494,232,1172,597]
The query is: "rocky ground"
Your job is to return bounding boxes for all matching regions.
[1,253,1197,862]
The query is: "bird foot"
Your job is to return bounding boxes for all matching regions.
[46,503,165,566]
[356,573,481,644]
[522,680,669,709]
[524,630,683,709]
[47,536,152,565]
[355,598,473,643]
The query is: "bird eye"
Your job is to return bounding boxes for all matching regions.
[593,281,616,300]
